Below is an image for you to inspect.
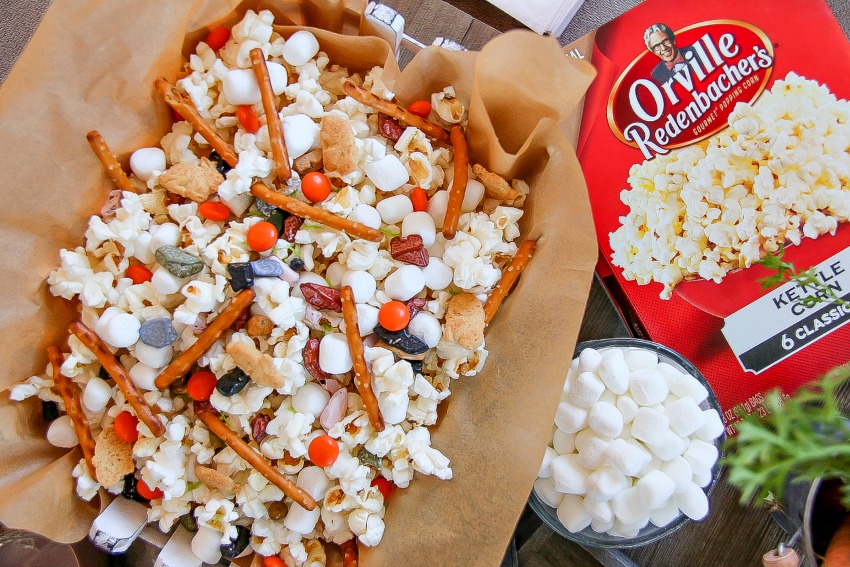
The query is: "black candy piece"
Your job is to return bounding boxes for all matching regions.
[288,257,305,271]
[41,400,59,422]
[408,360,423,374]
[220,525,251,559]
[267,208,287,233]
[121,474,148,502]
[253,198,277,217]
[372,324,429,355]
[208,151,232,175]
[227,262,254,292]
[216,368,250,397]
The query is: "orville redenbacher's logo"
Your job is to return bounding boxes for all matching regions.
[608,20,775,160]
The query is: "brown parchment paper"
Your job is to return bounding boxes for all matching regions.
[0,0,598,564]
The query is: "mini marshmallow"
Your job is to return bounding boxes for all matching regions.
[577,348,602,374]
[629,368,669,406]
[356,304,379,337]
[266,61,288,95]
[347,204,382,230]
[282,30,320,67]
[129,147,166,181]
[364,156,409,193]
[588,401,623,439]
[585,466,628,503]
[636,470,675,510]
[669,371,709,403]
[401,211,437,247]
[665,396,706,437]
[407,312,442,348]
[282,114,320,159]
[554,401,588,434]
[550,454,590,495]
[649,499,681,528]
[639,454,663,478]
[151,223,180,250]
[129,362,160,391]
[191,526,222,565]
[326,262,347,287]
[616,395,639,424]
[222,68,262,105]
[459,178,485,212]
[534,476,564,508]
[591,518,616,534]
[693,468,713,488]
[598,389,617,406]
[375,194,414,225]
[538,446,557,478]
[383,265,425,301]
[284,502,321,534]
[583,498,614,524]
[624,347,658,369]
[221,192,253,216]
[134,342,173,369]
[568,371,605,408]
[420,257,453,291]
[151,267,185,295]
[597,348,629,394]
[133,232,155,264]
[611,486,647,525]
[319,333,353,374]
[552,429,576,455]
[47,415,79,448]
[614,516,650,535]
[675,483,709,520]
[341,270,377,303]
[682,439,719,476]
[101,312,141,348]
[646,429,688,461]
[630,407,669,446]
[83,376,113,413]
[556,495,592,533]
[603,438,651,477]
[695,408,725,442]
[426,190,449,228]
[296,466,332,501]
[575,429,611,470]
[292,382,331,417]
[292,272,327,299]
[660,456,693,494]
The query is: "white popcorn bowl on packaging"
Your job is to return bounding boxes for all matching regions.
[529,338,725,548]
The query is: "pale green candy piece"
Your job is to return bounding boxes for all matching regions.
[154,245,203,278]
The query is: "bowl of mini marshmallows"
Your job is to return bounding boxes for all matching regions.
[530,338,725,547]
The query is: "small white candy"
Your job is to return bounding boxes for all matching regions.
[129,147,166,181]
[583,498,614,524]
[693,467,713,488]
[682,439,719,476]
[669,372,709,403]
[598,348,629,394]
[624,347,658,369]
[588,401,623,439]
[603,438,651,477]
[102,312,141,348]
[341,270,376,303]
[695,409,725,442]
[348,204,382,229]
[577,348,602,374]
[407,312,442,348]
[550,454,590,495]
[557,495,592,533]
[151,267,185,295]
[83,376,113,412]
[94,306,124,337]
[285,501,322,534]
[356,304,379,337]
[364,156,409,193]
[646,428,688,461]
[616,395,639,424]
[631,407,669,446]
[649,499,682,528]
[552,429,576,455]
[665,396,706,437]
[319,333,353,374]
[459,178,485,212]
[151,223,180,250]
[639,454,663,477]
[636,470,676,510]
[383,265,425,301]
[292,272,327,299]
[292,382,331,417]
[326,262,347,287]
[47,415,79,448]
[375,194,414,225]
[568,371,605,408]
[420,257,453,291]
[613,517,649,536]
[591,517,616,534]
[266,61,288,95]
[629,368,669,406]
[401,211,436,247]
[129,362,159,391]
[135,341,173,368]
[585,466,628,503]
[660,456,693,494]
[611,486,646,525]
[282,30,320,67]
[296,466,332,501]
[575,429,610,470]
[656,362,683,387]
[675,483,709,520]
[191,526,222,565]
[282,114,320,159]
[132,232,155,264]
[222,68,261,105]
[554,401,588,433]
[598,389,617,406]
[538,446,558,478]
[426,190,449,228]
[534,476,564,508]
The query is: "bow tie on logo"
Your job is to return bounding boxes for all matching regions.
[665,52,685,70]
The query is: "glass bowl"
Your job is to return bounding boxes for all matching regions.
[528,338,725,548]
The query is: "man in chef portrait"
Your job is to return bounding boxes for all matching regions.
[644,23,695,84]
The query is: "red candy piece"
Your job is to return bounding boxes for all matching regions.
[126,264,153,285]
[371,476,394,500]
[407,100,431,118]
[300,283,342,312]
[237,105,260,133]
[303,337,331,381]
[204,26,231,51]
[405,297,427,319]
[410,186,428,212]
[390,234,429,267]
[378,113,404,142]
[283,215,303,242]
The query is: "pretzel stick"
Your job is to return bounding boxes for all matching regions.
[340,538,358,567]
[195,404,317,510]
[483,239,537,324]
[69,321,166,437]
[154,289,255,390]
[154,77,239,168]
[340,286,385,432]
[341,80,451,144]
[250,182,383,242]
[47,346,97,477]
[86,130,137,194]
[442,126,469,240]
[250,48,291,182]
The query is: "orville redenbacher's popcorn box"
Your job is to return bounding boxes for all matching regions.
[571,0,850,431]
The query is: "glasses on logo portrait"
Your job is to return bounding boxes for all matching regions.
[651,38,673,53]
